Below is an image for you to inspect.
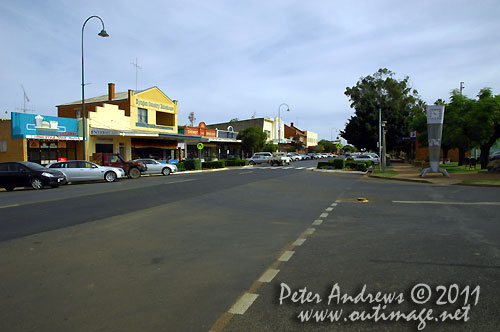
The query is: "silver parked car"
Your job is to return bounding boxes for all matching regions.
[46,160,125,182]
[246,152,273,165]
[133,158,178,176]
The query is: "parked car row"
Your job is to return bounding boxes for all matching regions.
[0,157,178,191]
[246,152,338,166]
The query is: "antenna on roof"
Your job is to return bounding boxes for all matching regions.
[131,57,142,91]
[21,84,30,112]
[188,112,196,126]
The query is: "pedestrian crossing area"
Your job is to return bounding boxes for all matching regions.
[252,166,316,170]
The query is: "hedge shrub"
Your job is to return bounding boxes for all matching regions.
[202,160,226,169]
[332,158,345,169]
[226,160,249,166]
[176,162,186,171]
[184,159,202,170]
[355,163,368,172]
[317,161,331,169]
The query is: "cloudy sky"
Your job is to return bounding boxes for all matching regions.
[1,0,499,141]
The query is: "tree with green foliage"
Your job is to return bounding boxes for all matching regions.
[342,145,356,153]
[318,139,335,153]
[473,88,500,168]
[342,68,425,151]
[290,135,305,152]
[237,126,267,155]
[412,89,500,167]
[262,143,278,153]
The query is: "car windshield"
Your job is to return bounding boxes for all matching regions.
[19,161,46,170]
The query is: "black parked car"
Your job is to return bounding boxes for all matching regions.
[0,161,66,191]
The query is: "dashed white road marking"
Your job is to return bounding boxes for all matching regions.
[294,238,306,246]
[305,228,316,235]
[258,269,280,283]
[335,200,341,203]
[312,220,323,226]
[278,251,295,262]
[320,212,329,218]
[393,200,500,206]
[295,167,305,170]
[331,203,338,207]
[325,207,334,212]
[164,179,197,185]
[306,167,315,170]
[238,171,254,174]
[228,293,259,315]
[0,203,20,209]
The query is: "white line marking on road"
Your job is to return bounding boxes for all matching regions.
[258,269,280,283]
[331,203,338,207]
[278,251,295,262]
[306,167,315,170]
[0,204,20,209]
[238,171,254,175]
[392,201,500,206]
[165,179,197,185]
[282,167,293,169]
[295,167,305,170]
[228,293,259,315]
[312,220,323,226]
[325,207,334,212]
[335,200,341,203]
[294,238,306,246]
[320,212,329,218]
[305,228,316,235]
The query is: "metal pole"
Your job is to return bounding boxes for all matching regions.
[278,103,289,152]
[82,16,109,161]
[379,106,382,169]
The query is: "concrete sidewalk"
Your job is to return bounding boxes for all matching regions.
[369,162,500,186]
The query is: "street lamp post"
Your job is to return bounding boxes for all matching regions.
[82,16,109,160]
[278,103,290,152]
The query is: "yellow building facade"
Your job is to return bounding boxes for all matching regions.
[58,84,183,161]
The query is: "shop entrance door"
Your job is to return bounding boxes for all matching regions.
[96,144,113,153]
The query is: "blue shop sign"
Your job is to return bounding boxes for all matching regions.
[11,112,82,140]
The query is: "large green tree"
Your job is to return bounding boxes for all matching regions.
[342,68,425,151]
[412,89,500,167]
[237,126,267,155]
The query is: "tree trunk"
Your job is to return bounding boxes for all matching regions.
[458,148,465,166]
[479,125,500,169]
[442,148,449,163]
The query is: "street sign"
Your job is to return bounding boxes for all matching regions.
[336,143,342,149]
[197,143,204,150]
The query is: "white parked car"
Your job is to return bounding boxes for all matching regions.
[352,154,380,165]
[46,160,125,182]
[133,158,178,175]
[247,152,273,165]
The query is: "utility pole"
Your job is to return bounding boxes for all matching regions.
[382,121,387,172]
[460,82,464,95]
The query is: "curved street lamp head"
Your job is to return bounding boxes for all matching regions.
[98,29,109,37]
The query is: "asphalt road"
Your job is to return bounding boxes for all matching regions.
[0,161,499,332]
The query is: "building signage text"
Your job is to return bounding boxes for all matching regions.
[136,98,174,111]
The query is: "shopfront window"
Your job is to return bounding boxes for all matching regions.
[138,108,148,124]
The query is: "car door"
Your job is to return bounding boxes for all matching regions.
[63,161,82,181]
[139,160,154,174]
[0,163,11,187]
[81,161,103,180]
[8,163,31,187]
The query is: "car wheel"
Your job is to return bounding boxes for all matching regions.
[128,168,141,179]
[4,186,14,191]
[249,161,256,165]
[162,167,171,176]
[105,171,117,182]
[31,177,43,190]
